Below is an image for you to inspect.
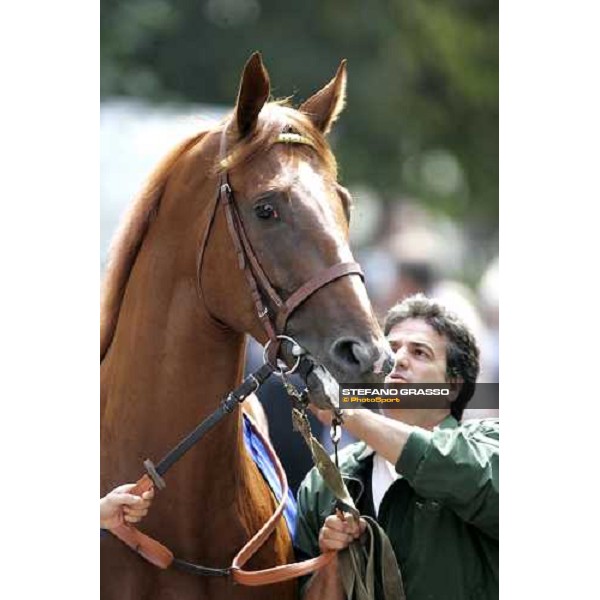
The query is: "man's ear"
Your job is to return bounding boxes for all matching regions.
[299,60,347,134]
[447,376,464,404]
[235,52,270,138]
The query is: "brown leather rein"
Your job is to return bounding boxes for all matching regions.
[105,124,364,585]
[107,377,335,584]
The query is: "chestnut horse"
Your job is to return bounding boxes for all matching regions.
[100,53,392,599]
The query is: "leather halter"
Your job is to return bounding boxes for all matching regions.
[200,124,365,365]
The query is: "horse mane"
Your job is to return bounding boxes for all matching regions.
[100,130,208,362]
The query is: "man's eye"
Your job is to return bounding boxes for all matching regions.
[255,203,277,219]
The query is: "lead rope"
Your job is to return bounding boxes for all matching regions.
[281,377,405,600]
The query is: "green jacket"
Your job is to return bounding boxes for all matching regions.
[294,416,499,600]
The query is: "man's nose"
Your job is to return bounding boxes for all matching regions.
[393,346,409,370]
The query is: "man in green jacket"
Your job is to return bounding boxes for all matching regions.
[295,294,499,600]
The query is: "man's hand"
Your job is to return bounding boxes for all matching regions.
[308,404,356,428]
[318,511,367,552]
[100,483,155,529]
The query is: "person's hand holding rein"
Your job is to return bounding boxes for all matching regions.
[100,484,155,529]
[318,511,367,552]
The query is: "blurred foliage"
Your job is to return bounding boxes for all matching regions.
[101,0,497,227]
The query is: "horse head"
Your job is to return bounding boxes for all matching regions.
[199,53,393,386]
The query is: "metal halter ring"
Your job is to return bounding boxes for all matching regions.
[263,335,306,376]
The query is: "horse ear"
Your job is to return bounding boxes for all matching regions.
[235,52,270,138]
[299,60,347,134]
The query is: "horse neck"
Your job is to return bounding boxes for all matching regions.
[101,187,248,489]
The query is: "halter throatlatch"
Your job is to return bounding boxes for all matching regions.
[216,123,365,366]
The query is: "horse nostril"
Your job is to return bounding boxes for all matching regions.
[330,337,374,373]
[382,354,395,376]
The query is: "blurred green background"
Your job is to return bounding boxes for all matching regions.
[101,0,497,228]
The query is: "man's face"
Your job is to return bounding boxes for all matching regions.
[385,318,448,384]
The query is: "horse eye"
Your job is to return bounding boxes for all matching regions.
[255,203,276,220]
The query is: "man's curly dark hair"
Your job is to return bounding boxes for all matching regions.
[383,294,480,421]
